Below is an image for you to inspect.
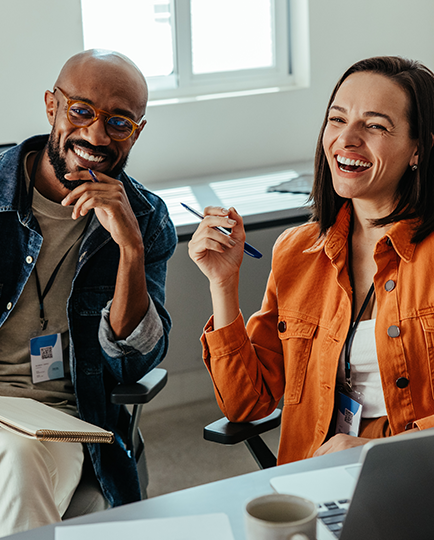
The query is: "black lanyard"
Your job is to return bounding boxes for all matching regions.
[344,282,375,391]
[29,151,89,330]
[34,249,79,331]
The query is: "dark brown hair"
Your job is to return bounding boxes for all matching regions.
[310,56,434,243]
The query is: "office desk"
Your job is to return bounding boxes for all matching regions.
[152,161,313,241]
[7,447,362,540]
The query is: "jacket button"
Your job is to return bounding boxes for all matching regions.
[405,421,414,431]
[25,256,33,264]
[385,280,395,292]
[387,325,400,338]
[6,302,12,310]
[278,321,287,333]
[396,377,409,389]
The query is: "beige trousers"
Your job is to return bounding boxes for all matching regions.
[0,427,84,538]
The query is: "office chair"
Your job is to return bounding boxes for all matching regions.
[63,367,168,519]
[203,408,282,469]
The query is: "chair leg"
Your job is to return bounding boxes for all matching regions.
[136,449,149,500]
[128,403,144,457]
[244,435,277,469]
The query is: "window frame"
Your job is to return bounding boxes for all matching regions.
[146,0,305,101]
[81,0,309,102]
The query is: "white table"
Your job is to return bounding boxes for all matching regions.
[153,161,313,241]
[6,447,362,540]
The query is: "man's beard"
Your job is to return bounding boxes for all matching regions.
[46,131,129,190]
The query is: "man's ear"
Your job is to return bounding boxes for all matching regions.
[44,90,56,127]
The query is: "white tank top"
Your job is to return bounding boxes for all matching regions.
[337,319,387,418]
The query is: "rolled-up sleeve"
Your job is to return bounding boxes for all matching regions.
[99,295,164,357]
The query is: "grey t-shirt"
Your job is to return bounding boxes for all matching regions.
[0,153,88,406]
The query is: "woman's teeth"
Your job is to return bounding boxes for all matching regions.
[336,155,372,169]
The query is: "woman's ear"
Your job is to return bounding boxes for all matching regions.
[410,142,419,169]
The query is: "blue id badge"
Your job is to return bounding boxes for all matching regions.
[30,333,64,384]
[335,389,364,437]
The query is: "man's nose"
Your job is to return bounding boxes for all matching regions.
[81,116,111,146]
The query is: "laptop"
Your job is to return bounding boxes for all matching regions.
[267,173,313,195]
[270,428,434,540]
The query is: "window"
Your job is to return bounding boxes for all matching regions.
[190,0,274,75]
[81,0,308,101]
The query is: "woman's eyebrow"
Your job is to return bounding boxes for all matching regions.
[363,111,395,128]
[328,105,395,127]
[328,105,346,114]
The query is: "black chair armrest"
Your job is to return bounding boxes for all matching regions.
[111,368,168,405]
[204,408,281,445]
[110,368,168,459]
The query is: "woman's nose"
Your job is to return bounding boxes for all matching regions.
[338,123,362,147]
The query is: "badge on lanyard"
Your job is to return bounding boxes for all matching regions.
[335,281,375,437]
[30,333,64,384]
[335,389,364,436]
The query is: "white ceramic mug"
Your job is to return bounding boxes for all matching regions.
[244,493,317,540]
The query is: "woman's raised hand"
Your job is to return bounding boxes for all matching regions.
[188,206,245,328]
[188,206,245,286]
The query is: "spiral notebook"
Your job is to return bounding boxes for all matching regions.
[0,396,114,443]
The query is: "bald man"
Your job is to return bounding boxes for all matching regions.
[0,50,177,536]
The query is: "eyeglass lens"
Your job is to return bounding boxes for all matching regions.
[68,102,134,140]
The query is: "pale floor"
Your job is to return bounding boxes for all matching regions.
[139,398,281,499]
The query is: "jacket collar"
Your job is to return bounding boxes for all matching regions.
[303,202,351,260]
[0,135,47,213]
[383,219,417,262]
[303,201,417,263]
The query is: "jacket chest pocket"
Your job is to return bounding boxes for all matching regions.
[278,316,317,404]
[72,287,115,375]
[420,315,434,395]
[73,287,115,316]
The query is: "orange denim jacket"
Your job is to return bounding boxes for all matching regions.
[201,203,434,464]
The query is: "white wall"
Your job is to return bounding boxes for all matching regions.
[1,0,434,188]
[2,0,434,409]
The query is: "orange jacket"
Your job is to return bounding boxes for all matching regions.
[201,203,434,464]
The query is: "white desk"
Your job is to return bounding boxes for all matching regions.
[6,447,362,540]
[152,162,313,241]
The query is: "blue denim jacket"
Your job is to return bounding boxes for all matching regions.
[0,135,177,506]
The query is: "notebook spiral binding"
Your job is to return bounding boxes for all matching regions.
[36,430,114,444]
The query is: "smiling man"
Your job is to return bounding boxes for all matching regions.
[0,50,177,536]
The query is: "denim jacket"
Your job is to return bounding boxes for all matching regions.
[0,135,177,506]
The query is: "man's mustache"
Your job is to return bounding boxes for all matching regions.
[64,139,116,161]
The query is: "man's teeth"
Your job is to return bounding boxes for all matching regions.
[336,155,372,168]
[74,148,104,163]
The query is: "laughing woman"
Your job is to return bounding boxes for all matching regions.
[188,56,434,463]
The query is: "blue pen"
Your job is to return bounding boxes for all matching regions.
[88,169,99,182]
[180,202,262,259]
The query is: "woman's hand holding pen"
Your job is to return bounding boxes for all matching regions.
[189,206,245,281]
[188,207,245,329]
